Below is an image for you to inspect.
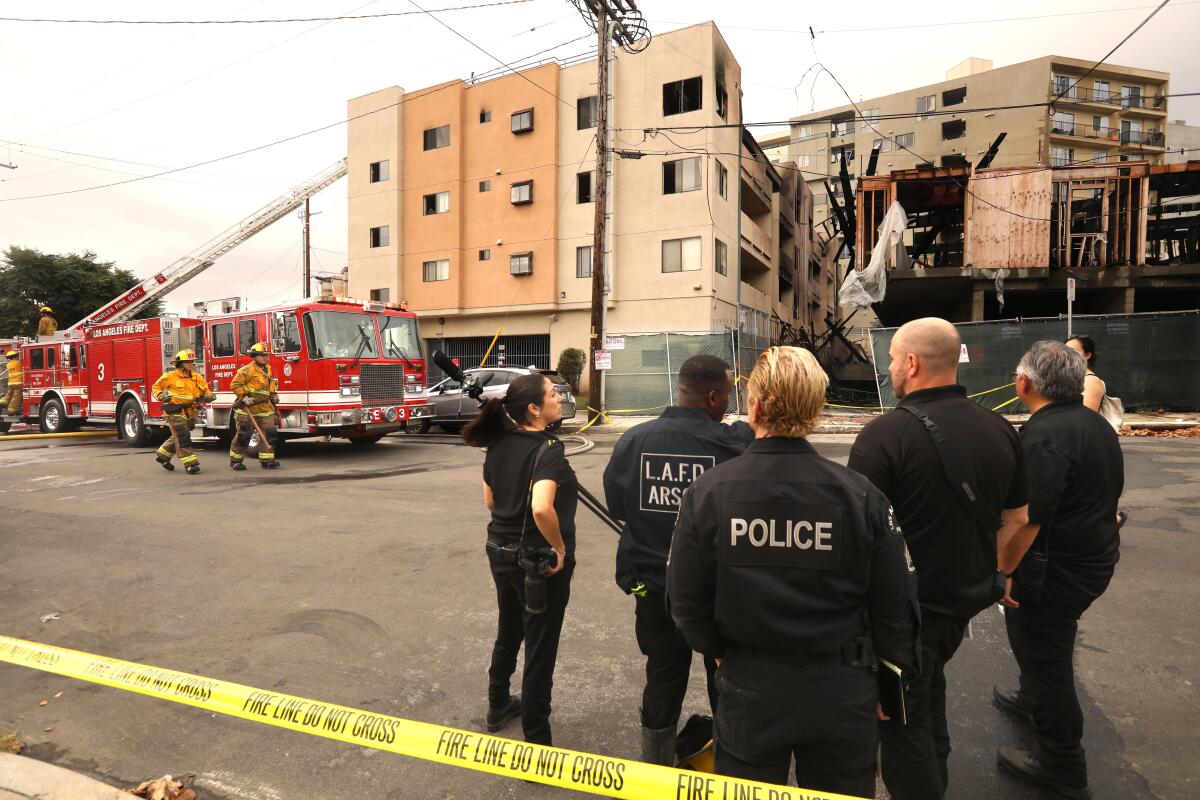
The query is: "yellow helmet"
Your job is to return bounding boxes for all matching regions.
[39,306,53,314]
[5,350,17,358]
[174,349,197,364]
[246,342,269,356]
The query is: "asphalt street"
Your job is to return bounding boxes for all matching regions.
[0,431,1195,799]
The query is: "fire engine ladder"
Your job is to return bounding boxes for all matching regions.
[70,157,349,330]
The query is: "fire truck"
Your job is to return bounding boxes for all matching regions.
[0,158,434,443]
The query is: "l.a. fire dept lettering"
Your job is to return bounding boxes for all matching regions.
[638,453,716,514]
[721,503,843,570]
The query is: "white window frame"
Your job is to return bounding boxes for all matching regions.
[662,236,702,273]
[422,259,450,282]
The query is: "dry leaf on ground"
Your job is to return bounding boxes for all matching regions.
[0,729,24,754]
[127,775,196,800]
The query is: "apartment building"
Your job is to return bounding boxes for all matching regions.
[789,56,1171,226]
[346,22,831,384]
[1166,119,1200,164]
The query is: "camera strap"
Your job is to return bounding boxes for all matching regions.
[517,435,550,552]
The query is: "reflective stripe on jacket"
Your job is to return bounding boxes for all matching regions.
[230,361,276,417]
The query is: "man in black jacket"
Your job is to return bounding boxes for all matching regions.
[849,317,1029,800]
[603,354,752,765]
[994,341,1123,800]
[669,347,918,797]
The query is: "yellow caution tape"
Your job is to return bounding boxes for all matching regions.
[968,382,1014,399]
[578,405,667,433]
[0,634,865,800]
[991,396,1021,412]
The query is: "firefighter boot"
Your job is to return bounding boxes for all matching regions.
[185,463,201,474]
[155,454,175,472]
[230,459,246,471]
[260,459,281,469]
[641,724,677,766]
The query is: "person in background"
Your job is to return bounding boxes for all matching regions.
[3,351,22,415]
[36,307,57,337]
[464,373,577,746]
[995,341,1124,800]
[602,354,752,765]
[849,317,1029,800]
[669,346,918,797]
[1065,335,1104,412]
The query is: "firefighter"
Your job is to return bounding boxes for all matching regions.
[151,349,214,474]
[2,350,22,416]
[229,342,281,470]
[37,307,58,337]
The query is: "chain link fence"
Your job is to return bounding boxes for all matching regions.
[602,331,740,416]
[868,310,1200,412]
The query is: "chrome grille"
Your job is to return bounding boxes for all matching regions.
[360,363,406,404]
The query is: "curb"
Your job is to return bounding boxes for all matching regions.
[0,753,130,800]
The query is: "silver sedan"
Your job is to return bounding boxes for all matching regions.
[414,367,577,433]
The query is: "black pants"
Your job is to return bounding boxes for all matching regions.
[880,610,967,800]
[1004,599,1093,787]
[713,647,877,797]
[634,593,718,730]
[486,549,574,745]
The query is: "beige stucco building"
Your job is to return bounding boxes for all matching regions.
[346,22,831,384]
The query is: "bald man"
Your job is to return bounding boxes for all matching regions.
[849,318,1030,800]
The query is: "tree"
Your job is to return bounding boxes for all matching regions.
[0,246,164,337]
[556,347,585,393]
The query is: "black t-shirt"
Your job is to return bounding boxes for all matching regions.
[1021,397,1123,608]
[483,429,578,556]
[848,384,1028,619]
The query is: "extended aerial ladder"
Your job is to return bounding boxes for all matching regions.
[70,157,348,330]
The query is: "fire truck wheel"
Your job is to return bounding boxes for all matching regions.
[39,398,68,434]
[119,400,154,448]
[348,434,385,446]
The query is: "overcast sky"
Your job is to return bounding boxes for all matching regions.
[2,0,1197,318]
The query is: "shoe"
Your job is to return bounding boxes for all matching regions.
[260,459,281,469]
[998,745,1091,799]
[993,685,1035,724]
[486,695,521,733]
[156,455,175,472]
[185,463,201,474]
[640,724,677,766]
[231,460,246,471]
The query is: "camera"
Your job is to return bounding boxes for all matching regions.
[520,546,559,614]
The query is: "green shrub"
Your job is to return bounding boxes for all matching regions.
[556,347,585,393]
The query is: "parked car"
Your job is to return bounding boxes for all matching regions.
[414,366,577,433]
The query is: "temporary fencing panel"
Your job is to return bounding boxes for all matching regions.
[603,332,739,416]
[868,311,1200,411]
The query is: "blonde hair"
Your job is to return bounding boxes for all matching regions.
[747,346,828,437]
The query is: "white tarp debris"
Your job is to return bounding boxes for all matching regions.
[839,201,910,309]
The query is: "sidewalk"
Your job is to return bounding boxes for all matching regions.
[0,753,131,800]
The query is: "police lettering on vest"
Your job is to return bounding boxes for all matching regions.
[721,503,843,570]
[639,453,716,513]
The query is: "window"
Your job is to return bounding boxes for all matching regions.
[576,245,593,278]
[715,160,728,199]
[796,153,812,167]
[423,191,450,215]
[716,69,728,120]
[510,180,533,205]
[46,347,56,369]
[30,348,44,369]
[663,157,701,194]
[511,108,534,134]
[577,96,597,130]
[509,252,533,276]
[1121,119,1143,144]
[369,225,389,247]
[662,76,702,116]
[480,110,492,123]
[423,124,450,150]
[1094,79,1111,101]
[238,319,258,354]
[577,171,594,204]
[715,239,727,276]
[479,249,491,261]
[895,132,914,148]
[916,94,936,119]
[662,236,702,273]
[369,288,390,302]
[940,154,968,167]
[212,323,235,357]
[862,108,880,125]
[274,312,302,353]
[942,87,966,106]
[1053,74,1075,98]
[871,138,883,153]
[369,160,389,183]
[303,311,377,360]
[941,119,966,140]
[1121,85,1141,109]
[1052,111,1075,135]
[796,125,812,139]
[832,119,854,137]
[1093,115,1110,133]
[479,179,491,192]
[422,259,450,282]
[1051,146,1074,167]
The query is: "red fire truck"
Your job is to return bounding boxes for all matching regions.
[0,296,432,444]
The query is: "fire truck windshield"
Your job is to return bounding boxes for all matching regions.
[304,311,378,359]
[377,314,423,362]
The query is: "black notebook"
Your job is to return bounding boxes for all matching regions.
[878,659,908,726]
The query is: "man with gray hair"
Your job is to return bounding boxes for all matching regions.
[995,340,1124,800]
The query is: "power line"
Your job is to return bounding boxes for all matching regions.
[0,1,533,25]
[1050,0,1174,106]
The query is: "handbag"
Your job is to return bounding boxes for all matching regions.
[1099,394,1125,432]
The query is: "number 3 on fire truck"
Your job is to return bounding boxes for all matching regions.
[97,363,105,381]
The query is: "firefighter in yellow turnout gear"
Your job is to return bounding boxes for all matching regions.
[229,343,281,470]
[37,307,58,337]
[151,350,214,474]
[3,351,22,415]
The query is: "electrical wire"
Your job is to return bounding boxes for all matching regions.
[0,1,534,25]
[1050,0,1174,106]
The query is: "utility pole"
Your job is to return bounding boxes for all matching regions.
[303,197,312,298]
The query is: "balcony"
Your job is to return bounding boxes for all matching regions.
[740,211,774,266]
[1120,93,1168,118]
[1049,122,1121,146]
[1120,129,1166,149]
[1047,82,1167,115]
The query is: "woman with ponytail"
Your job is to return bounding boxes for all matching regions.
[464,372,577,746]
